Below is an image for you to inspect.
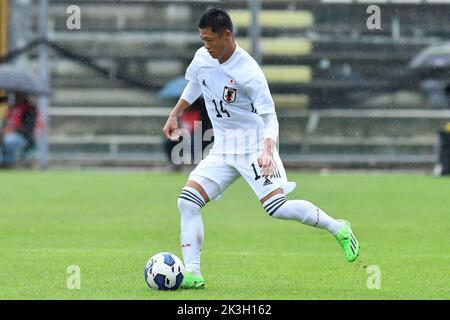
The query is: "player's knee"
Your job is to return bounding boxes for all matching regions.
[262,194,287,217]
[177,188,206,214]
[177,196,200,213]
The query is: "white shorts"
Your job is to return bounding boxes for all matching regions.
[188,148,296,201]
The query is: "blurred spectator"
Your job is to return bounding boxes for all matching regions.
[164,97,212,171]
[420,79,450,108]
[0,92,37,168]
[435,123,450,176]
[0,95,7,120]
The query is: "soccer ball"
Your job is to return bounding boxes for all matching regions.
[144,252,185,290]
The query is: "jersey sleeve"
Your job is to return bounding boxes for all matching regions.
[260,112,279,143]
[185,48,203,85]
[244,65,275,115]
[180,81,202,105]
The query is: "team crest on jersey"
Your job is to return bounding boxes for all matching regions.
[223,86,237,103]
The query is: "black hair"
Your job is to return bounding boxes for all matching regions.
[198,8,233,35]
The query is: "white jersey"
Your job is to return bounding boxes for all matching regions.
[185,44,275,155]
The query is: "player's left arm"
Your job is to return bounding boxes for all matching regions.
[244,65,279,178]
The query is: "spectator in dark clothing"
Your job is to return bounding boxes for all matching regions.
[164,96,213,171]
[1,92,37,168]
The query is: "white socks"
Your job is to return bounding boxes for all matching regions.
[263,194,343,235]
[178,187,205,276]
[178,187,343,277]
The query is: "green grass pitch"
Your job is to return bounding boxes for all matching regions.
[0,170,448,299]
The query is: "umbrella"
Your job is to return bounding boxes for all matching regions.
[0,64,51,96]
[158,76,188,99]
[409,42,450,69]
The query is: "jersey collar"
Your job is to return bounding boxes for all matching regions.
[220,42,240,66]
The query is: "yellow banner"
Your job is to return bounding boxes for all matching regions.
[0,0,7,56]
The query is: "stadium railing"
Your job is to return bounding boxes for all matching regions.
[47,107,450,168]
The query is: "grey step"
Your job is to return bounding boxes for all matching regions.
[49,107,170,135]
[49,117,167,135]
[31,3,196,31]
[280,144,435,157]
[46,59,184,87]
[49,88,159,107]
[48,31,200,57]
[279,109,450,137]
[48,152,168,167]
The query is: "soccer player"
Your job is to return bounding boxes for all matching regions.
[163,8,360,289]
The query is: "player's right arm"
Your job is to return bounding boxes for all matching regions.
[163,81,202,140]
[164,48,204,139]
[163,98,189,140]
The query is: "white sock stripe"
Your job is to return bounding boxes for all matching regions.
[180,191,204,207]
[179,195,203,208]
[263,194,285,209]
[264,197,284,209]
[182,189,205,206]
[268,200,287,216]
[264,196,286,212]
[182,188,206,206]
[266,199,287,215]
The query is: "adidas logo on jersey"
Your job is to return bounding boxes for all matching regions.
[263,178,273,186]
[202,79,207,86]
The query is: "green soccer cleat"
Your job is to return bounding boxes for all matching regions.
[335,219,360,262]
[181,272,205,289]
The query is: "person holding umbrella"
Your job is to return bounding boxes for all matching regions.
[0,64,51,168]
[0,91,37,168]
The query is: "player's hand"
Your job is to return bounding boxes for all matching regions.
[257,152,275,178]
[163,116,180,140]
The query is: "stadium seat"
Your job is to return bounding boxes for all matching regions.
[231,9,314,109]
[229,9,313,29]
[273,94,310,109]
[262,66,312,84]
[237,37,312,56]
